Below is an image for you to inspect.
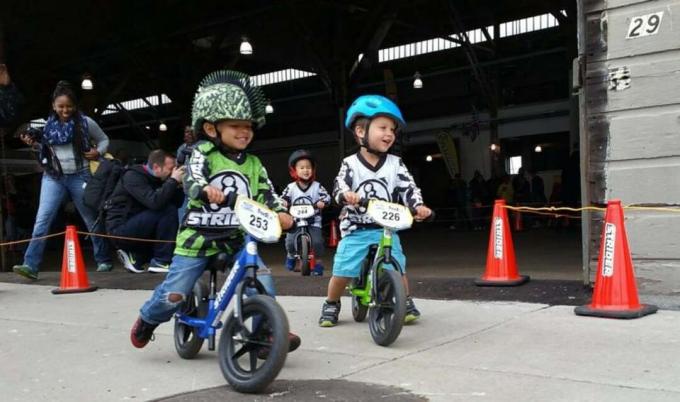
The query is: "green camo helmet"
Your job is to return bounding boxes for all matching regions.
[191,70,266,134]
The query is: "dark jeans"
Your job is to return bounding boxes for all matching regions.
[110,205,178,264]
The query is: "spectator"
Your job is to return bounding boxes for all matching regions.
[512,167,531,204]
[175,126,198,222]
[0,63,22,126]
[12,81,113,280]
[469,170,488,230]
[106,149,184,274]
[496,175,514,203]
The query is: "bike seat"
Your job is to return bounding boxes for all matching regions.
[208,252,230,272]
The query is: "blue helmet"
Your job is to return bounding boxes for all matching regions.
[344,95,406,131]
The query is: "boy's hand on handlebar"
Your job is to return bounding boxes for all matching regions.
[343,191,360,206]
[203,185,225,204]
[278,212,294,230]
[414,205,432,221]
[315,201,326,209]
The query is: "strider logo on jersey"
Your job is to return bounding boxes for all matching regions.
[185,170,252,229]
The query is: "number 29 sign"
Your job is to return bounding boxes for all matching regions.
[626,11,663,39]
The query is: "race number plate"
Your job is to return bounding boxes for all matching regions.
[289,205,315,219]
[234,196,281,243]
[366,200,413,231]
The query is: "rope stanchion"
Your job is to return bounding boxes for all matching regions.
[0,231,66,247]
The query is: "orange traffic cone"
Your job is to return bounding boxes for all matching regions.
[475,199,530,286]
[574,200,657,318]
[52,225,98,294]
[327,219,339,248]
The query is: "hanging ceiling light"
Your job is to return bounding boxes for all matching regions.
[490,143,499,152]
[534,145,543,153]
[239,37,253,55]
[425,155,433,162]
[413,71,423,89]
[81,74,93,90]
[159,122,168,132]
[265,100,274,114]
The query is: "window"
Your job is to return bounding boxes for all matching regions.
[508,156,523,175]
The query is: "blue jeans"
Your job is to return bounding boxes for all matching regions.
[110,205,178,265]
[23,170,111,272]
[140,254,276,325]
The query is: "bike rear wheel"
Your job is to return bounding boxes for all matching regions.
[174,279,209,359]
[218,295,290,393]
[368,268,406,346]
[351,295,368,322]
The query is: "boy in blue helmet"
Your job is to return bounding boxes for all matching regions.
[318,95,432,327]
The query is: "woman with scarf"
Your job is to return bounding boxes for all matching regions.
[13,81,113,280]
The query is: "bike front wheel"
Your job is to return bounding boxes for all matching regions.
[298,233,311,276]
[173,279,209,359]
[218,295,290,393]
[368,268,406,346]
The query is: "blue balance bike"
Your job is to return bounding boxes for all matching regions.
[173,195,290,393]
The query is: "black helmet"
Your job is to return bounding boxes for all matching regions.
[288,149,315,168]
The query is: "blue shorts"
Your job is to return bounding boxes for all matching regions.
[332,228,406,278]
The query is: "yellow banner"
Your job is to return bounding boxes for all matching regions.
[435,131,459,179]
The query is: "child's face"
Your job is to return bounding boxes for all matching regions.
[356,116,396,153]
[295,159,313,181]
[203,120,253,150]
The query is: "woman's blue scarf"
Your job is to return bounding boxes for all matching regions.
[42,113,90,146]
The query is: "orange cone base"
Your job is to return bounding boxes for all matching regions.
[52,286,98,295]
[574,303,657,319]
[474,275,530,287]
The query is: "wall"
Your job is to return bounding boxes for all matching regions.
[582,0,680,307]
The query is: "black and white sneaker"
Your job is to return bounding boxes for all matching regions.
[147,261,170,273]
[117,249,144,273]
[318,300,341,327]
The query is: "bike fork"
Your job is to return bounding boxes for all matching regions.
[208,269,218,351]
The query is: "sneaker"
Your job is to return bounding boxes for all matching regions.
[130,316,158,348]
[147,261,170,273]
[117,249,144,273]
[318,300,341,327]
[96,262,113,272]
[284,257,296,272]
[12,265,38,280]
[311,263,324,276]
[405,296,421,324]
[257,332,302,360]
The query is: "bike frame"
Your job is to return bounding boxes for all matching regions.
[176,233,267,346]
[351,227,402,306]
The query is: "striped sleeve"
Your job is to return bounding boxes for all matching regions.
[318,183,331,204]
[185,147,210,200]
[257,165,286,213]
[396,158,424,209]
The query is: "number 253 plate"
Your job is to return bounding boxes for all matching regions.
[366,200,413,231]
[235,196,282,243]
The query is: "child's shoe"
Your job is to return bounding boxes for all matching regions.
[284,256,296,272]
[318,300,340,327]
[311,263,324,276]
[130,316,158,348]
[405,296,421,324]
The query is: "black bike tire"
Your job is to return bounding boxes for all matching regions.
[368,268,406,346]
[299,233,311,276]
[173,279,209,359]
[218,295,290,393]
[351,295,368,322]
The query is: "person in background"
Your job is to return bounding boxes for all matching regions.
[12,81,113,280]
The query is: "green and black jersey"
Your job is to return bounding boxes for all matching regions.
[176,141,285,257]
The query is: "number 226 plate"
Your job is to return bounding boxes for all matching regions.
[234,196,282,243]
[366,200,413,231]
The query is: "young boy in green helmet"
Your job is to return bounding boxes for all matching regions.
[130,70,301,353]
